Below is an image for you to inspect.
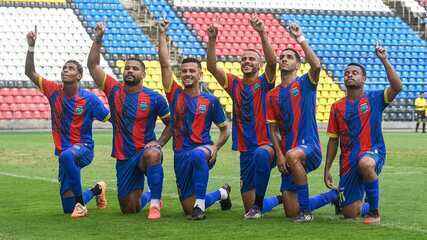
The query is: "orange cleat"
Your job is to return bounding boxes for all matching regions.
[363,210,381,225]
[147,205,161,220]
[71,203,88,219]
[95,181,107,209]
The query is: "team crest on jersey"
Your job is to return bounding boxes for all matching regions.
[199,104,207,113]
[253,83,260,91]
[360,103,369,113]
[75,106,84,115]
[140,102,148,111]
[291,87,299,96]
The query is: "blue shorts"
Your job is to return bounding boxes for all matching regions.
[174,147,212,201]
[240,146,276,193]
[115,150,146,199]
[280,144,322,192]
[339,150,385,206]
[58,144,93,195]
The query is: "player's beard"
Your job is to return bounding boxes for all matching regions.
[124,75,141,86]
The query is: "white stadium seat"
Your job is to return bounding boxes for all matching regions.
[0,6,113,82]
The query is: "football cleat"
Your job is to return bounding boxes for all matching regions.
[219,184,232,211]
[71,203,88,219]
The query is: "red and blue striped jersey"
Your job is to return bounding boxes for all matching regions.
[101,74,170,160]
[37,76,110,155]
[165,81,227,152]
[224,73,274,152]
[327,89,390,176]
[266,73,320,152]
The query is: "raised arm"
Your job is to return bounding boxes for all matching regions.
[25,30,42,87]
[87,22,107,88]
[250,14,276,82]
[375,45,402,102]
[324,137,339,189]
[158,20,174,92]
[287,22,321,84]
[207,24,227,87]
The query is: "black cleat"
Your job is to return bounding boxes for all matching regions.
[219,184,232,211]
[332,189,344,215]
[292,212,314,223]
[191,206,206,220]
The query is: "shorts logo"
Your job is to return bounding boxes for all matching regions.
[199,104,207,113]
[140,102,148,111]
[291,87,299,96]
[253,83,260,91]
[360,103,369,113]
[75,106,84,115]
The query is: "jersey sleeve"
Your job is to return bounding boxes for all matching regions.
[266,92,278,124]
[100,74,120,97]
[91,94,110,122]
[224,73,237,97]
[327,104,339,138]
[37,76,61,98]
[370,89,389,112]
[259,73,275,92]
[165,80,182,104]
[300,73,317,92]
[155,94,170,119]
[211,97,227,127]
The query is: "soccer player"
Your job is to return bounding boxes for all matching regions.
[207,14,281,219]
[414,92,426,133]
[87,22,171,219]
[25,30,110,218]
[159,20,232,220]
[267,22,341,222]
[324,44,402,224]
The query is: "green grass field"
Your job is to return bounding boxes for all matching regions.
[0,131,426,240]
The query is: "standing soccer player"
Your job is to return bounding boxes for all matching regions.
[159,20,232,220]
[25,30,110,218]
[207,14,281,219]
[324,45,402,224]
[267,22,340,222]
[414,92,426,133]
[87,22,171,219]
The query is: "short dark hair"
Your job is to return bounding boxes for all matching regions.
[280,48,301,62]
[126,57,146,70]
[65,60,83,75]
[243,48,262,58]
[181,57,202,69]
[346,63,366,76]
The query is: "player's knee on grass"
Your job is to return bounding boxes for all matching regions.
[358,157,377,180]
[282,191,299,218]
[119,191,142,214]
[342,201,363,219]
[143,148,162,167]
[181,196,195,216]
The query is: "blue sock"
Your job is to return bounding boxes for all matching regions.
[140,191,152,209]
[193,149,209,200]
[261,196,280,213]
[60,195,75,214]
[59,149,83,199]
[296,184,310,212]
[205,190,221,209]
[364,179,379,211]
[360,202,370,217]
[309,189,338,211]
[254,147,272,209]
[83,188,95,204]
[146,163,164,200]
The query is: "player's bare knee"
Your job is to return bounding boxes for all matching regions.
[358,158,376,173]
[342,206,360,219]
[143,149,161,166]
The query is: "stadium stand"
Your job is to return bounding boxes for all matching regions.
[0,4,113,120]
